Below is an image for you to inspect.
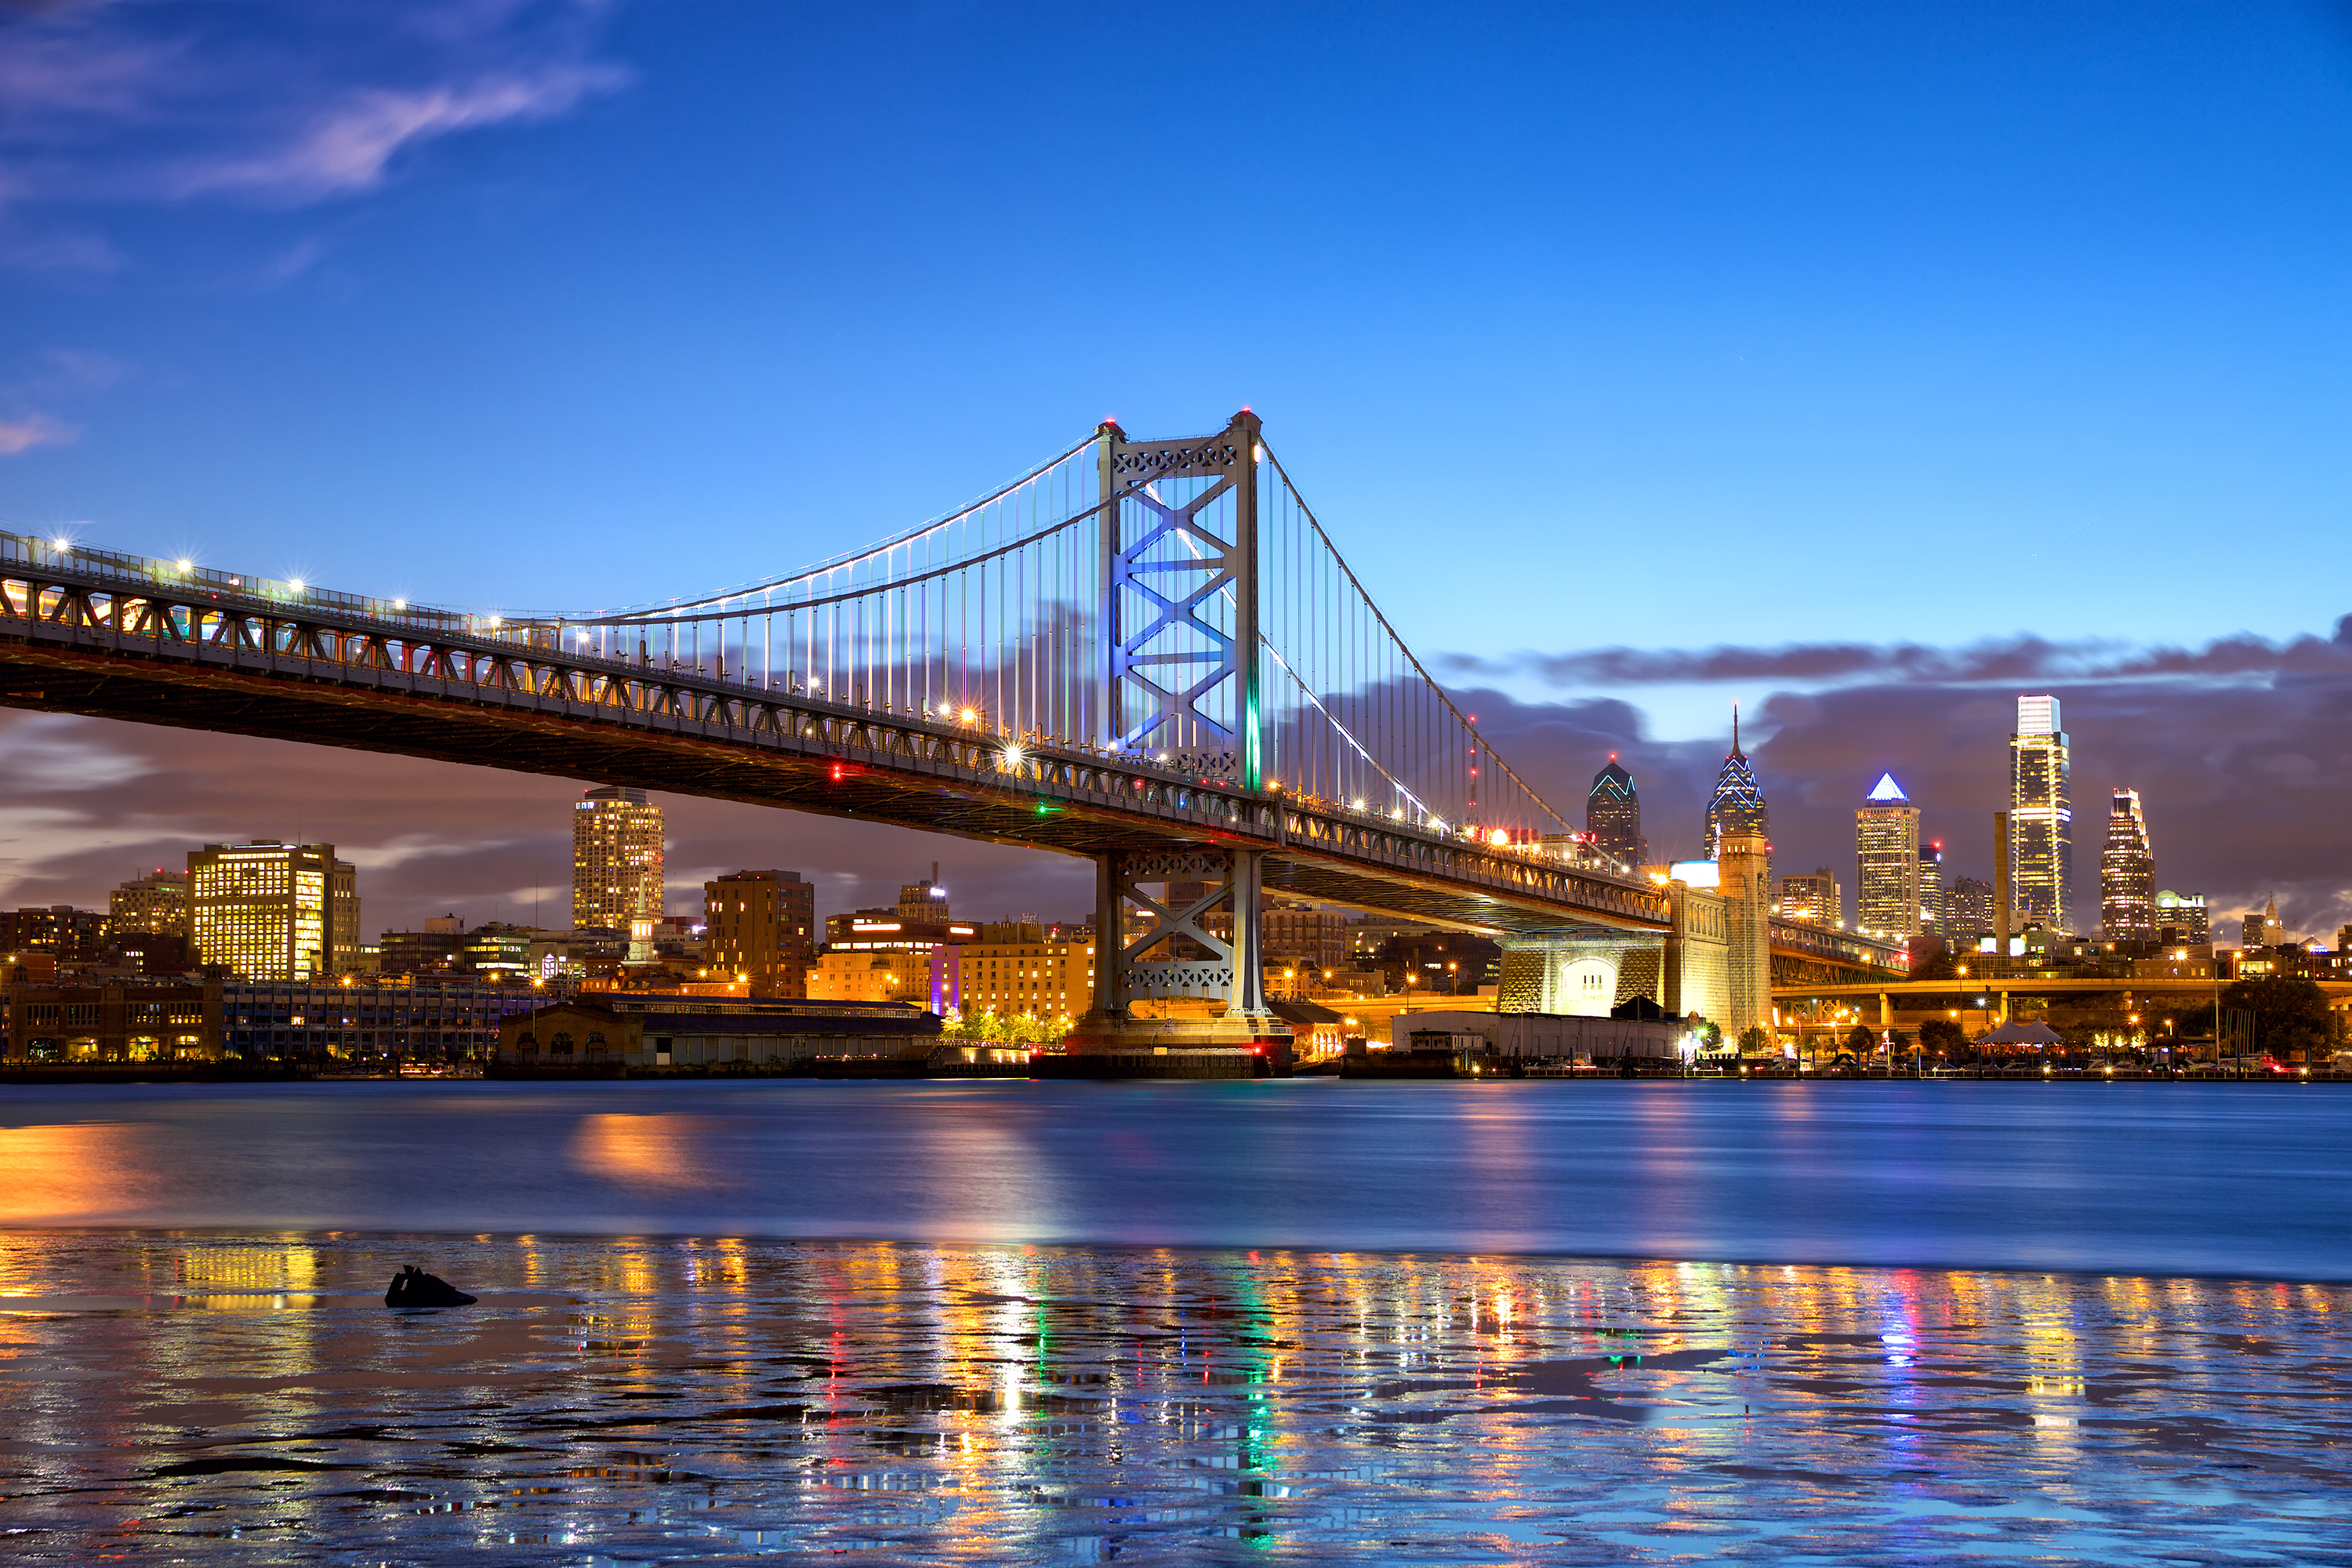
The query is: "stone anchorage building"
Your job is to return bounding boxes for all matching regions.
[497,995,941,1069]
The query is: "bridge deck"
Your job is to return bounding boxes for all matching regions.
[1,555,1668,942]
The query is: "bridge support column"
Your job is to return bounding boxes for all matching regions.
[1499,934,1662,1017]
[1054,846,1290,1079]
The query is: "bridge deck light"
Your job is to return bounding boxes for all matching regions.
[176,559,192,572]
[288,579,305,593]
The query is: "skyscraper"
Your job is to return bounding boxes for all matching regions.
[2154,890,2209,945]
[572,786,666,931]
[2100,789,2154,944]
[1704,706,1768,859]
[1948,876,1994,940]
[1585,756,1647,867]
[1917,840,1944,938]
[1855,773,1922,939]
[2009,695,2073,933]
[1776,867,1842,927]
[187,841,358,981]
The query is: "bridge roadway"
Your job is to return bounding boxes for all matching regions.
[0,543,1668,943]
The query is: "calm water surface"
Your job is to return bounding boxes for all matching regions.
[2,1080,2348,1563]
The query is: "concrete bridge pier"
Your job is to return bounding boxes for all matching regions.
[1498,933,1664,1016]
[1054,846,1293,1078]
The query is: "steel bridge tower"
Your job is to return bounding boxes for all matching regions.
[1066,411,1287,1073]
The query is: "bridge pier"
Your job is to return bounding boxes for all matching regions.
[1498,934,1661,1016]
[1054,846,1292,1078]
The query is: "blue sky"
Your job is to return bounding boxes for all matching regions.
[3,1,2350,933]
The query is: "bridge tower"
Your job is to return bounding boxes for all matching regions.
[1065,411,1290,1076]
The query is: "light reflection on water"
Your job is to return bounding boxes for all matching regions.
[0,1235,2345,1560]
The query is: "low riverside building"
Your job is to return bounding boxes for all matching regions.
[2,978,220,1062]
[221,977,543,1061]
[1392,1008,1680,1066]
[496,994,942,1069]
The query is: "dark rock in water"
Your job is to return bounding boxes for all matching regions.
[384,1265,477,1308]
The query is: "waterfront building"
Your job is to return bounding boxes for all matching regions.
[1775,868,1842,927]
[1949,876,1994,941]
[110,869,189,937]
[2100,789,2155,943]
[1855,774,1922,940]
[805,948,932,1006]
[956,936,1095,1019]
[1704,706,1769,859]
[2155,890,2209,946]
[817,906,975,1013]
[497,994,940,1069]
[1918,841,1944,938]
[571,786,666,931]
[187,842,358,981]
[2009,695,2073,933]
[1586,756,1648,867]
[703,869,816,997]
[0,906,109,966]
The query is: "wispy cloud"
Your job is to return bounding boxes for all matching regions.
[1446,620,2352,688]
[0,411,75,455]
[0,0,628,265]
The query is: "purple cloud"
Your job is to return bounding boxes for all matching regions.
[0,0,626,255]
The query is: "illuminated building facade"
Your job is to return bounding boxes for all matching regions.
[1263,900,1351,971]
[2241,896,2283,950]
[1704,706,1769,859]
[1586,756,1648,866]
[572,786,666,931]
[2100,789,2155,943]
[2154,889,2209,946]
[2009,695,2073,933]
[1775,868,1842,927]
[703,869,816,997]
[0,906,108,965]
[187,842,356,981]
[1948,876,1994,940]
[110,869,189,936]
[1918,841,1944,938]
[1855,773,1922,939]
[894,868,951,925]
[958,938,1095,1020]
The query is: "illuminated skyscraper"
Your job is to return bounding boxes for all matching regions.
[2100,789,2154,943]
[188,841,357,981]
[1586,756,1647,866]
[1704,706,1768,859]
[2154,889,2208,945]
[2009,695,2073,933]
[572,786,666,931]
[1776,867,1842,927]
[1855,773,1922,939]
[1917,840,1944,938]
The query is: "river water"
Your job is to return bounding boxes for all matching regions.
[2,1080,2348,1562]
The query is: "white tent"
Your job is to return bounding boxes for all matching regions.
[1979,1020,2063,1046]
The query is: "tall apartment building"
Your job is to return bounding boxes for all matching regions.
[1704,706,1769,860]
[1585,756,1648,867]
[2100,789,2155,943]
[1775,868,1842,927]
[1917,841,1944,938]
[572,786,665,931]
[1948,876,1994,940]
[111,869,190,936]
[0,906,108,965]
[702,869,816,997]
[1855,774,1922,940]
[2009,695,2073,933]
[187,842,358,981]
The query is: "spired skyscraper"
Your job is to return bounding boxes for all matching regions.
[2009,695,2073,934]
[2100,788,2154,944]
[1585,755,1648,867]
[1704,705,1769,859]
[1855,773,1922,940]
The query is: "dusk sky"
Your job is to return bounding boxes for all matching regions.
[3,2,2350,938]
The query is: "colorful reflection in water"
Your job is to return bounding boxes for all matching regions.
[0,1233,2346,1561]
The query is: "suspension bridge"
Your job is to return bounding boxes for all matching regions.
[0,411,1672,1071]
